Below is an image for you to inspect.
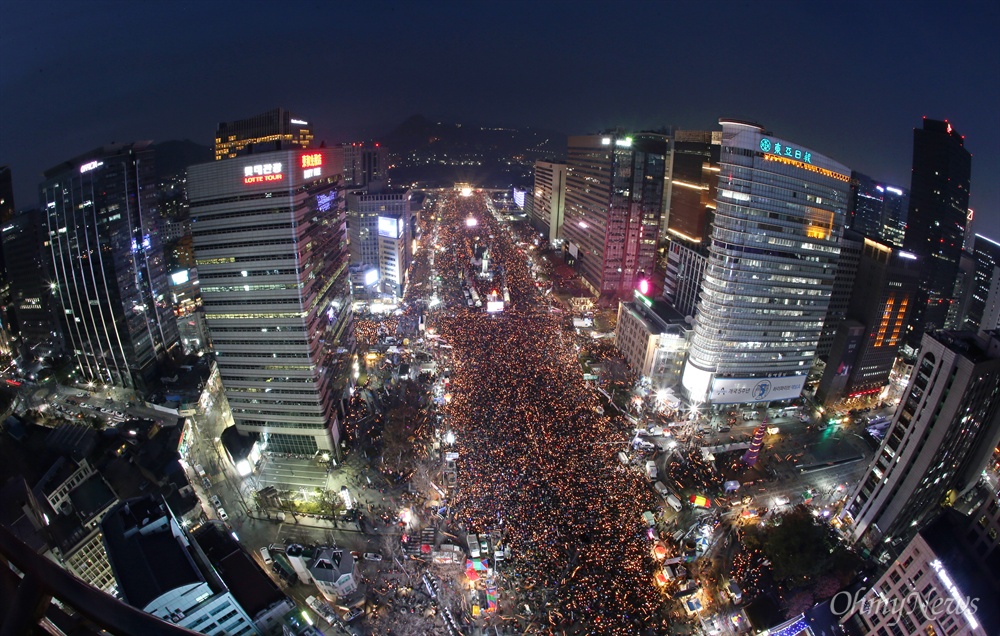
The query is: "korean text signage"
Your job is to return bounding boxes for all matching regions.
[301,153,323,179]
[709,375,806,403]
[243,162,283,185]
[759,138,811,163]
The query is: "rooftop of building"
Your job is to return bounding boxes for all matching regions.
[101,496,204,610]
[192,522,285,618]
[919,509,1000,634]
[43,142,153,179]
[622,298,691,335]
[67,475,116,524]
[0,476,48,554]
[927,329,1000,364]
[307,546,353,583]
[45,423,97,462]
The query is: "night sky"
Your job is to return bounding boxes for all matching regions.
[2,1,998,234]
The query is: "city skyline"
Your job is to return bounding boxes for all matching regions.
[1,1,997,235]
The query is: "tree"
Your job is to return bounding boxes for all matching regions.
[759,507,860,591]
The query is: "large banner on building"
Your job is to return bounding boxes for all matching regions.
[709,375,806,403]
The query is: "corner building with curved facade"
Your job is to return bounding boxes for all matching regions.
[682,120,850,405]
[188,149,353,456]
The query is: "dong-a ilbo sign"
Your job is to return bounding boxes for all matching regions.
[243,162,283,184]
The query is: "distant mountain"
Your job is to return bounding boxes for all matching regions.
[153,140,213,178]
[378,115,566,189]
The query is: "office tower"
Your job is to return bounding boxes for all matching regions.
[40,143,179,390]
[0,166,15,360]
[214,108,313,161]
[347,187,412,299]
[681,120,850,405]
[101,496,259,635]
[847,172,909,247]
[945,251,977,330]
[341,142,388,188]
[661,130,720,318]
[838,508,1000,636]
[188,149,353,456]
[528,161,567,243]
[842,330,1000,553]
[562,133,669,300]
[2,209,59,360]
[950,235,1000,332]
[903,119,972,346]
[817,231,864,360]
[817,235,920,403]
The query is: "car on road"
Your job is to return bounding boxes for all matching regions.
[210,495,222,508]
[344,608,364,623]
[468,535,480,558]
[653,481,670,497]
[479,536,490,555]
[217,508,229,523]
[363,552,382,562]
[259,547,273,564]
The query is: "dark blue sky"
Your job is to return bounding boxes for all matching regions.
[2,0,998,234]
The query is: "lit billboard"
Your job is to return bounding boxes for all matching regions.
[378,216,403,239]
[486,301,505,313]
[170,270,190,286]
[364,269,379,286]
[512,188,526,209]
[709,375,806,404]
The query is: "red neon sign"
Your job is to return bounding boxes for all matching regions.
[244,173,284,185]
[301,153,323,169]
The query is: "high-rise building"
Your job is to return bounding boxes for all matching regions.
[847,172,909,247]
[817,235,920,403]
[528,161,567,243]
[903,119,972,346]
[188,149,353,456]
[101,495,259,635]
[562,133,668,300]
[816,231,864,360]
[841,330,1000,553]
[347,187,412,299]
[661,130,720,318]
[214,108,313,161]
[341,142,388,188]
[40,143,179,390]
[2,208,60,360]
[838,508,1000,636]
[681,120,850,405]
[951,235,1000,332]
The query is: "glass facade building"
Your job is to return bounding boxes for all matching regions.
[682,120,850,404]
[188,149,353,456]
[902,118,972,347]
[40,143,179,390]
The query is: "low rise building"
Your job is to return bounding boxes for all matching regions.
[307,546,358,602]
[615,297,692,390]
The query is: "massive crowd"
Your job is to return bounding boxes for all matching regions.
[428,194,667,633]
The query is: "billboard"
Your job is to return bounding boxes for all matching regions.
[512,188,526,209]
[378,216,403,238]
[709,375,806,403]
[364,269,379,286]
[170,270,190,286]
[486,301,505,313]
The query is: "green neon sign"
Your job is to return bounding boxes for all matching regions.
[759,138,812,164]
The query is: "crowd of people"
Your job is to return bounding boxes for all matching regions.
[427,194,669,633]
